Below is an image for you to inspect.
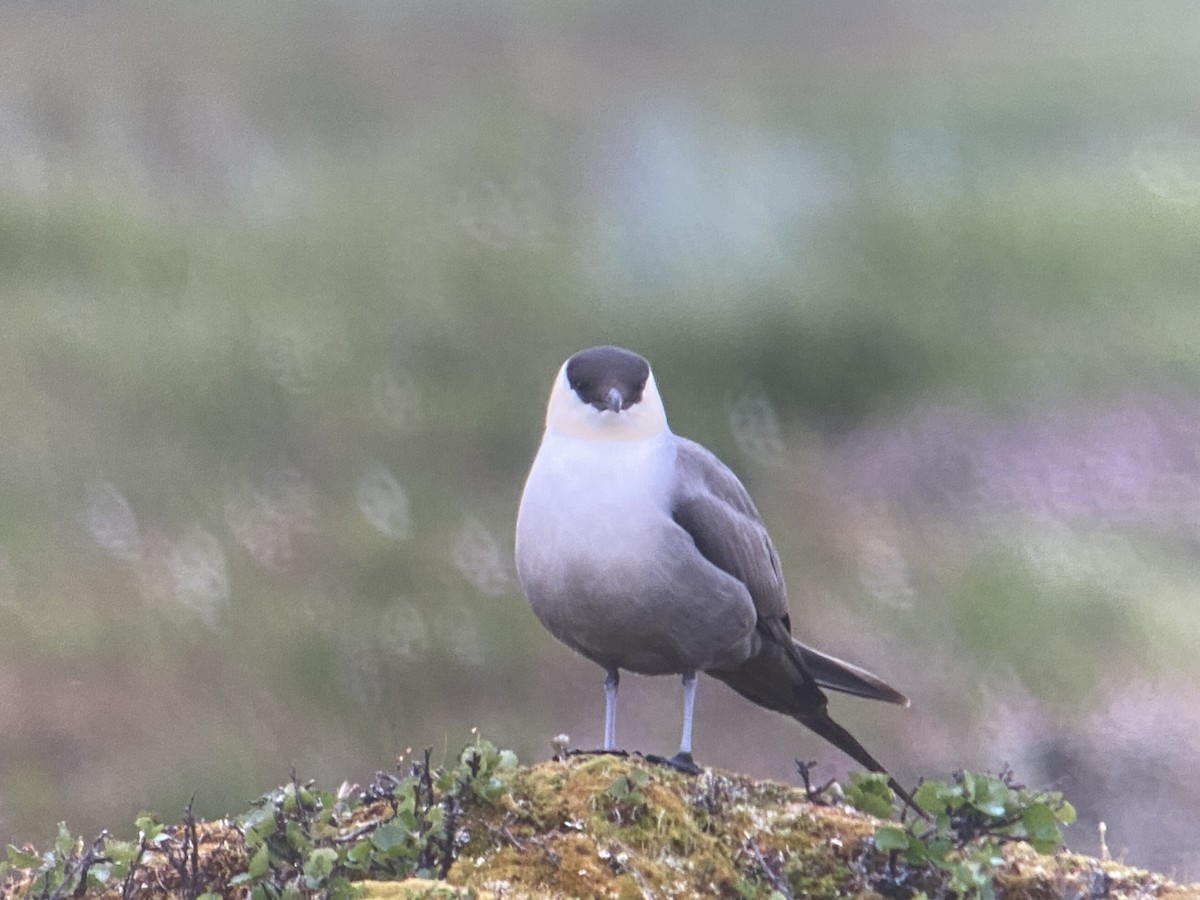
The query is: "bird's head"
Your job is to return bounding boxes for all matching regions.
[545,345,668,441]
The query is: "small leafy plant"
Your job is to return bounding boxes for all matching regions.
[846,766,1076,899]
[234,738,517,897]
[1,737,518,900]
[603,766,651,825]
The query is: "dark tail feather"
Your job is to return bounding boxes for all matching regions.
[797,708,924,817]
[796,642,909,707]
[708,623,925,818]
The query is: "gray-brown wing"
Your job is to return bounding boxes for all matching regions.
[670,438,790,623]
[674,437,910,706]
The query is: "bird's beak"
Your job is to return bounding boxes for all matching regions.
[604,387,623,413]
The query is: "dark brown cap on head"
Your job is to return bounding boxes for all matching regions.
[565,346,651,412]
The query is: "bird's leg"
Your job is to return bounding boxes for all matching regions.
[661,670,701,774]
[678,669,696,755]
[603,668,619,751]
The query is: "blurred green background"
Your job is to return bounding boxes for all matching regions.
[3,0,1200,875]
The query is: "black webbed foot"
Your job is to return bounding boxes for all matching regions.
[646,751,703,775]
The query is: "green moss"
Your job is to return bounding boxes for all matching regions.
[447,754,878,899]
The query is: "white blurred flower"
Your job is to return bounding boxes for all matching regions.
[453,517,514,596]
[728,392,784,466]
[434,604,486,666]
[84,481,141,561]
[225,465,317,571]
[357,464,411,539]
[169,527,230,626]
[369,371,423,430]
[1132,124,1200,206]
[379,598,430,661]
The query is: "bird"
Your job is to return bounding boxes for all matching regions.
[515,345,920,812]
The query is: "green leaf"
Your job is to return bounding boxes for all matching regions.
[922,835,953,865]
[497,749,519,769]
[1057,800,1077,826]
[901,838,930,865]
[462,740,501,775]
[281,783,298,814]
[844,772,895,819]
[1021,803,1064,853]
[915,778,965,819]
[874,825,910,851]
[607,778,630,800]
[297,785,317,811]
[303,847,338,887]
[6,845,42,869]
[370,819,411,853]
[345,839,373,868]
[134,814,165,842]
[965,775,1009,818]
[104,838,138,866]
[628,767,650,788]
[241,806,276,847]
[247,843,271,879]
[284,820,307,851]
[476,776,507,800]
[55,822,75,857]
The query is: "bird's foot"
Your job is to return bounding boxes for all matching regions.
[646,751,703,775]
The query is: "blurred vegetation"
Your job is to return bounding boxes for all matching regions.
[1,0,1200,878]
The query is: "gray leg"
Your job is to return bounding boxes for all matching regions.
[643,671,702,775]
[678,669,697,754]
[663,670,701,773]
[603,668,619,751]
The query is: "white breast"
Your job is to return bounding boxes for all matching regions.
[515,430,676,582]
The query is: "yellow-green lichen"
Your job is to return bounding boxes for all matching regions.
[440,754,879,899]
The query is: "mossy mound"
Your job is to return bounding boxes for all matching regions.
[4,752,1198,898]
[439,753,872,898]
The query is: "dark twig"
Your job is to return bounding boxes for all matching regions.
[795,759,838,805]
[362,770,402,810]
[119,832,152,900]
[161,798,205,900]
[438,780,464,879]
[176,798,204,900]
[424,748,437,805]
[42,832,110,900]
[289,769,314,835]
